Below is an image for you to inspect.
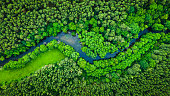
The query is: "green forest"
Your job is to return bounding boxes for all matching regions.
[0,0,169,95]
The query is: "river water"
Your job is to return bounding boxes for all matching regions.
[0,29,157,66]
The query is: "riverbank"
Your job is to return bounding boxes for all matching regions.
[0,49,65,84]
[0,29,168,66]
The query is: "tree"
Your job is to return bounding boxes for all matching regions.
[165,21,170,30]
[89,18,97,27]
[29,51,37,59]
[87,64,96,72]
[139,60,149,70]
[43,32,48,37]
[34,47,40,55]
[130,23,140,34]
[22,54,30,63]
[61,26,68,33]
[53,22,59,27]
[92,27,99,33]
[99,27,105,33]
[0,56,5,61]
[71,52,79,61]
[48,27,53,36]
[128,6,135,13]
[46,42,54,50]
[77,58,87,69]
[161,14,168,20]
[152,23,164,31]
[69,22,76,30]
[40,44,48,52]
[149,2,157,10]
[51,39,58,48]
[157,4,163,12]
[127,64,141,74]
[35,35,41,40]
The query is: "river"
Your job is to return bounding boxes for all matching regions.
[0,29,166,66]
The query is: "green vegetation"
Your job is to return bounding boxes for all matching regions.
[0,48,65,84]
[3,39,79,70]
[78,32,163,78]
[0,0,169,61]
[0,58,82,95]
[0,43,169,95]
[0,0,169,95]
[0,38,81,83]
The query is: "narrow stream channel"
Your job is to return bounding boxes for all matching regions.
[0,29,166,66]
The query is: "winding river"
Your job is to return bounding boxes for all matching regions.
[0,29,166,66]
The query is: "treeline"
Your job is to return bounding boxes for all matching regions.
[0,0,169,61]
[77,32,164,79]
[0,43,169,95]
[3,40,79,70]
[0,58,83,95]
[0,0,169,95]
[112,43,170,96]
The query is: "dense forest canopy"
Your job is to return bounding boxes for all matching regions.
[0,0,169,95]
